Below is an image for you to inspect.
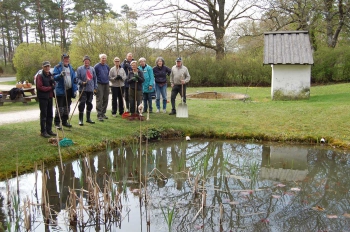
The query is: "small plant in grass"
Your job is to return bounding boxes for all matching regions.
[160,203,176,232]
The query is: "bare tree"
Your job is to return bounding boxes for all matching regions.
[140,0,261,60]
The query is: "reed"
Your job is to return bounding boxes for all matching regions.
[160,204,176,232]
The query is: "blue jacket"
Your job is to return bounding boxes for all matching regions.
[76,65,98,92]
[53,62,78,97]
[94,63,110,84]
[139,64,154,93]
[153,65,171,84]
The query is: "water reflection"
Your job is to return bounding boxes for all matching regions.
[0,140,350,231]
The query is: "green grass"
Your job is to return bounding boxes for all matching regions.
[1,83,350,179]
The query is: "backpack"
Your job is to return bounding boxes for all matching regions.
[9,88,24,100]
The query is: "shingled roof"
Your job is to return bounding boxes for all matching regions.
[263,31,314,65]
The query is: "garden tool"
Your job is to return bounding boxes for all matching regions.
[121,85,131,118]
[68,86,85,124]
[176,82,188,118]
[54,91,74,147]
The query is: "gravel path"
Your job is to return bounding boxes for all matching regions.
[0,82,113,126]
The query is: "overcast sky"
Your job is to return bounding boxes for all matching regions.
[105,0,138,14]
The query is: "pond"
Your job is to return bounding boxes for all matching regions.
[0,140,350,231]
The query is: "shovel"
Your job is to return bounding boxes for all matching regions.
[176,83,188,118]
[120,86,131,118]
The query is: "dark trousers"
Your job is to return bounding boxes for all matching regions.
[143,92,153,112]
[111,86,124,115]
[129,88,142,114]
[39,97,53,133]
[54,88,72,124]
[171,84,186,111]
[78,91,93,113]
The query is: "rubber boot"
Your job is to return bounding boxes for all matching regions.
[86,111,95,124]
[79,112,84,126]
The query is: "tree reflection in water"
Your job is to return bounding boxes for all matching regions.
[0,140,350,231]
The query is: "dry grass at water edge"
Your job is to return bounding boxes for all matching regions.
[1,84,350,179]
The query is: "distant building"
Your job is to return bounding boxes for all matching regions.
[263,31,314,100]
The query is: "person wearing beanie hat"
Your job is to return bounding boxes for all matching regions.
[83,55,90,62]
[75,55,98,125]
[52,53,78,128]
[169,57,191,115]
[94,53,110,121]
[153,57,171,113]
[36,61,56,138]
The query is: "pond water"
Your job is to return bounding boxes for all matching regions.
[0,140,350,232]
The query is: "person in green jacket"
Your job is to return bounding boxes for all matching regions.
[138,57,154,113]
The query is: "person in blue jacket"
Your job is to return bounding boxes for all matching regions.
[153,57,171,113]
[76,55,98,126]
[138,57,154,113]
[94,54,110,121]
[53,53,78,128]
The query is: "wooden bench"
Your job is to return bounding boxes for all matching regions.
[0,87,38,106]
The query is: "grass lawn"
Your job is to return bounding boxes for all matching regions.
[0,83,350,180]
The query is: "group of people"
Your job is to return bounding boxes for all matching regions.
[36,53,191,138]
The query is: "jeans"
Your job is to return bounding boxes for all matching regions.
[143,92,153,112]
[155,83,167,110]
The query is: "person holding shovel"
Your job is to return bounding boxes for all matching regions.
[127,60,144,114]
[76,55,98,126]
[36,61,56,138]
[169,57,191,115]
[53,54,78,128]
[109,57,127,117]
[121,53,134,112]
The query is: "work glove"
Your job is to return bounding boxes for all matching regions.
[93,89,97,95]
[60,71,66,77]
[117,75,122,80]
[132,76,138,82]
[82,81,87,87]
[124,62,130,69]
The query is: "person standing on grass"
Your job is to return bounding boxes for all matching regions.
[127,61,144,114]
[153,57,171,113]
[138,57,154,113]
[53,53,77,128]
[36,61,56,138]
[169,57,191,115]
[94,54,110,121]
[76,55,98,126]
[121,53,134,111]
[109,57,127,117]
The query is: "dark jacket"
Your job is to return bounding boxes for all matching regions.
[53,62,77,97]
[153,65,171,84]
[36,71,54,99]
[121,59,134,88]
[127,69,144,91]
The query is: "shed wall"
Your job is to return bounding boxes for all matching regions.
[271,65,311,100]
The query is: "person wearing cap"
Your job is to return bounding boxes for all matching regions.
[153,57,171,113]
[109,57,127,116]
[76,55,98,125]
[169,57,191,115]
[94,54,110,121]
[36,61,56,138]
[121,53,134,111]
[127,60,145,114]
[53,53,78,128]
[138,57,154,113]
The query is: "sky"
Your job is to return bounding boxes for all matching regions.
[105,0,138,14]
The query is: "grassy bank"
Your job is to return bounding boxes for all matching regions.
[1,84,350,180]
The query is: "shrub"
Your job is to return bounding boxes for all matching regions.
[13,43,61,83]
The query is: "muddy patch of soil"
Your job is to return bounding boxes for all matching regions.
[187,91,249,100]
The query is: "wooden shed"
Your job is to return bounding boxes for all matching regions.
[263,31,314,100]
